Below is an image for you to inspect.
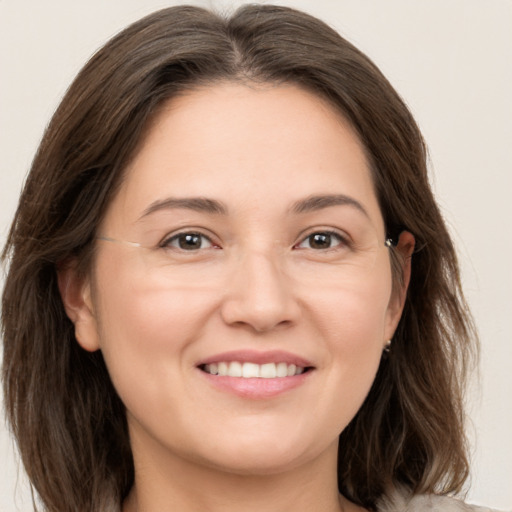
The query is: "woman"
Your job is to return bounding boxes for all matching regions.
[0,4,496,512]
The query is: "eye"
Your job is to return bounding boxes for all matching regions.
[162,232,215,251]
[295,231,347,250]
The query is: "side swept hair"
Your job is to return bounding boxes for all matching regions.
[2,5,476,511]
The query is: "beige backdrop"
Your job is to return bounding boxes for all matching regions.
[1,1,511,510]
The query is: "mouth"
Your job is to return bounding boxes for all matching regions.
[199,361,311,378]
[196,351,315,399]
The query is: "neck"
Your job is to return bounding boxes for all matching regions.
[123,435,348,512]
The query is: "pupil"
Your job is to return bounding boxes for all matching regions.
[310,233,330,249]
[179,234,201,250]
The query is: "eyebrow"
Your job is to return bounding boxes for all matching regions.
[290,194,369,217]
[138,193,368,220]
[139,197,228,219]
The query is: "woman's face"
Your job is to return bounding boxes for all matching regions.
[65,83,409,475]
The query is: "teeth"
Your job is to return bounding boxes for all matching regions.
[260,363,276,378]
[217,362,228,376]
[229,361,242,377]
[242,362,260,378]
[203,361,306,378]
[276,362,288,377]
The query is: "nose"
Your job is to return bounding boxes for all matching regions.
[220,251,301,333]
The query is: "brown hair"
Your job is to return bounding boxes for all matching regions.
[1,5,476,511]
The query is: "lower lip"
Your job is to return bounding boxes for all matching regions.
[199,369,312,399]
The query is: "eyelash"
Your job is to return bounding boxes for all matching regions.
[160,231,218,251]
[160,229,350,252]
[294,230,349,251]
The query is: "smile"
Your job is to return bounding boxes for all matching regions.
[197,350,314,398]
[201,361,306,378]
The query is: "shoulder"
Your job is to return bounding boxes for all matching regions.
[376,488,505,512]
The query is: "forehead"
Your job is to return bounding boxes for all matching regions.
[104,82,383,230]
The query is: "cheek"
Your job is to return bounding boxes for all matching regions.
[91,249,393,443]
[91,257,218,409]
[301,266,392,422]
[306,261,393,349]
[94,250,217,343]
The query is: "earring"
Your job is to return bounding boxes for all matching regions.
[383,339,392,353]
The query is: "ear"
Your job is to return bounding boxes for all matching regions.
[384,231,415,340]
[57,261,100,352]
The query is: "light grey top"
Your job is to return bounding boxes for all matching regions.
[378,488,507,512]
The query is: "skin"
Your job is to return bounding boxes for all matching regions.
[60,83,414,512]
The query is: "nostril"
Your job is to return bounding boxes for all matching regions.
[219,256,301,332]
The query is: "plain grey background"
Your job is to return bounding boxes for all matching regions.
[1,1,511,510]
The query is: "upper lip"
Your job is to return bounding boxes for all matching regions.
[197,350,314,368]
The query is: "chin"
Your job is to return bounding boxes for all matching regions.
[202,447,311,476]
[188,427,333,476]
